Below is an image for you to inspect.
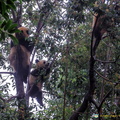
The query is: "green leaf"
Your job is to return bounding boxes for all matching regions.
[4,20,12,30]
[1,31,5,40]
[8,28,18,33]
[0,37,2,42]
[3,12,9,19]
[6,0,16,9]
[7,4,16,10]
[6,4,12,10]
[8,24,18,32]
[0,21,3,26]
[1,2,6,15]
[0,20,6,28]
[19,0,22,4]
[8,34,18,45]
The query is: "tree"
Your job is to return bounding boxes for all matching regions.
[0,0,120,120]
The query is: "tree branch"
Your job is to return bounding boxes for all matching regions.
[98,89,112,112]
[17,3,22,26]
[11,9,16,22]
[49,53,58,68]
[12,2,22,26]
[0,95,18,102]
[0,72,14,75]
[91,99,99,109]
[69,6,100,119]
[94,70,111,81]
[97,82,119,119]
[36,0,41,10]
[7,96,18,102]
[0,96,5,102]
[95,58,117,63]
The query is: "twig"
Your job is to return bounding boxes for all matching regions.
[95,58,116,63]
[49,53,58,68]
[98,89,112,112]
[36,0,41,10]
[94,70,111,81]
[0,96,5,102]
[7,96,18,102]
[11,9,16,22]
[91,99,99,109]
[95,55,119,63]
[0,95,17,102]
[17,3,22,26]
[0,72,14,75]
[98,82,119,112]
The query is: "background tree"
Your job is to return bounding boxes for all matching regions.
[0,0,120,120]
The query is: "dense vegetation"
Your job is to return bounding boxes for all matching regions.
[0,0,120,120]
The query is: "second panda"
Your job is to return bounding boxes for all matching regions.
[29,60,50,106]
[9,27,34,83]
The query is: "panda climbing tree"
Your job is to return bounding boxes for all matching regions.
[28,60,51,106]
[0,0,58,119]
[9,26,51,105]
[9,27,34,84]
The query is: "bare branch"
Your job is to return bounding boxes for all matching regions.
[95,58,116,63]
[17,3,22,26]
[36,0,41,10]
[0,96,5,102]
[11,9,16,22]
[69,93,89,120]
[7,96,18,102]
[0,72,14,75]
[49,53,58,68]
[0,95,17,103]
[98,83,119,112]
[94,70,111,81]
[91,99,99,109]
[98,89,112,112]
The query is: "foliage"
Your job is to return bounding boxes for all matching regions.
[0,0,19,42]
[0,0,120,120]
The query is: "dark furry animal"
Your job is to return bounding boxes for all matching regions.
[9,27,34,83]
[29,60,50,106]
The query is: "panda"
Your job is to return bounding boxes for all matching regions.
[11,27,34,53]
[9,27,34,83]
[28,59,50,106]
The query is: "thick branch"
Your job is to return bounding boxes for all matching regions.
[12,2,22,26]
[69,32,96,120]
[69,8,100,120]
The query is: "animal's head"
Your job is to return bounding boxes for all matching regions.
[35,59,50,69]
[18,27,29,38]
